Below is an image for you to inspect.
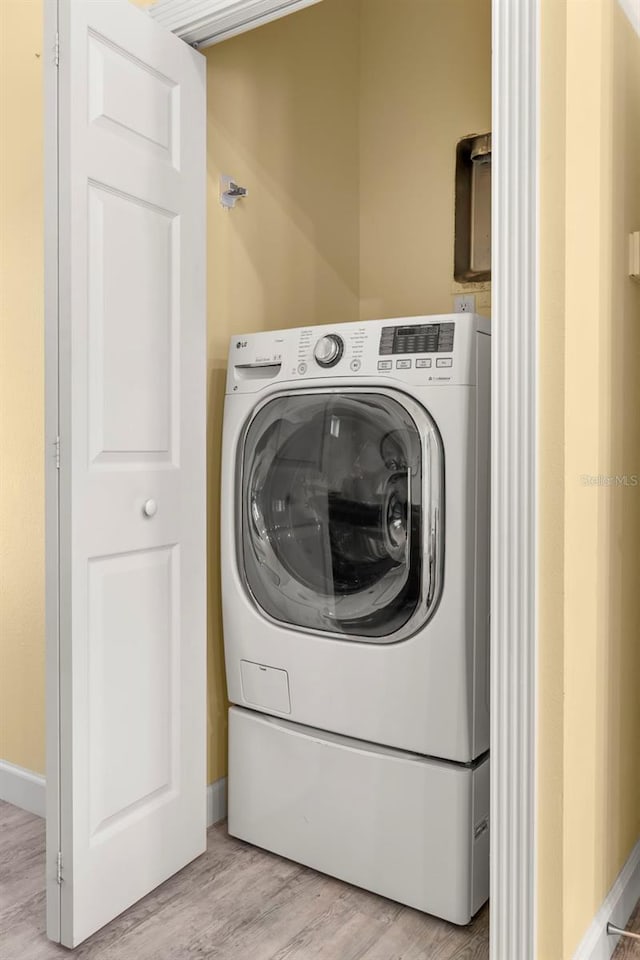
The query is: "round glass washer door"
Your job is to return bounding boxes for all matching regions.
[239,389,444,642]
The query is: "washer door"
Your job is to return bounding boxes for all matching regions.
[240,390,443,642]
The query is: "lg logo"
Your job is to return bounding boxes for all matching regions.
[236,340,248,349]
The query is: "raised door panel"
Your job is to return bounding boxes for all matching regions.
[88,545,179,842]
[88,30,179,167]
[88,183,178,465]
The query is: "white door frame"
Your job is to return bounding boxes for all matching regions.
[148,0,324,46]
[43,0,540,955]
[490,2,539,959]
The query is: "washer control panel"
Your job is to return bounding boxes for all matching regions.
[227,314,489,394]
[379,322,455,356]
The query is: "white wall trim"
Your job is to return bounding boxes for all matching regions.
[148,0,323,47]
[572,838,640,960]
[490,2,539,960]
[0,760,46,818]
[617,0,640,37]
[207,777,228,826]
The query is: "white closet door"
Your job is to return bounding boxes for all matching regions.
[45,0,206,947]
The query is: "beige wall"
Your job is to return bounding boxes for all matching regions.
[359,0,491,321]
[0,0,45,774]
[537,0,568,951]
[538,2,640,956]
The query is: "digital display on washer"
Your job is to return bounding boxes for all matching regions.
[379,322,455,355]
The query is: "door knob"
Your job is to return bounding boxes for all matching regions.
[142,499,157,518]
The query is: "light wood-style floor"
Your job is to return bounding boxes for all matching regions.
[1,800,489,959]
[2,800,639,959]
[614,900,640,960]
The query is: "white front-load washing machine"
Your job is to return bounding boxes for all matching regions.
[221,315,490,925]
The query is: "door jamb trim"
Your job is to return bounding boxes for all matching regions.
[44,0,61,943]
[490,2,539,959]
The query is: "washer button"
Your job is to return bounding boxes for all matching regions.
[416,358,432,369]
[350,358,361,372]
[396,359,412,369]
[298,362,308,374]
[436,358,453,368]
[377,360,392,371]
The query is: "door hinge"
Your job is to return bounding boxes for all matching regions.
[54,32,60,67]
[55,436,60,470]
[56,851,63,885]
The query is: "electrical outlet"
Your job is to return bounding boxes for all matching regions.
[454,294,476,313]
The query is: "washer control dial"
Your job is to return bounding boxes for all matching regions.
[314,333,344,368]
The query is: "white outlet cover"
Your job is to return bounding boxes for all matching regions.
[454,294,477,313]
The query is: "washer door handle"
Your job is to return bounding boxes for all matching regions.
[426,506,440,610]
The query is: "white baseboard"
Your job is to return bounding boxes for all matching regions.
[1,761,227,829]
[207,776,227,826]
[0,759,46,818]
[572,836,640,960]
